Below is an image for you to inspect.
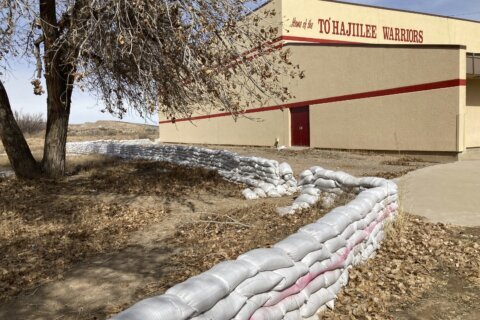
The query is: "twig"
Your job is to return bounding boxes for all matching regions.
[196,219,250,228]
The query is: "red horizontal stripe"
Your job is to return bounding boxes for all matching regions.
[160,79,466,124]
[281,35,359,44]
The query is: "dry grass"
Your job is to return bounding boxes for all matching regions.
[0,159,240,303]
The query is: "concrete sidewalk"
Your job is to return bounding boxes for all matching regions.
[396,160,480,227]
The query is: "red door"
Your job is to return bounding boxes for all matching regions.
[291,106,310,146]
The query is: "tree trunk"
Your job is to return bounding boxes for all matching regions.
[0,80,41,178]
[40,0,75,178]
[41,85,72,178]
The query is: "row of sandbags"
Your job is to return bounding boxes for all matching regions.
[66,140,298,198]
[111,173,399,320]
[277,166,397,215]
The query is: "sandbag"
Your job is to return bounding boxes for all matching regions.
[300,222,340,243]
[276,206,295,216]
[302,269,342,297]
[233,293,271,320]
[294,194,319,206]
[314,178,337,190]
[284,309,302,320]
[274,233,322,262]
[204,260,258,292]
[279,162,293,177]
[111,294,195,320]
[300,288,335,318]
[165,274,229,314]
[267,190,282,198]
[235,272,284,297]
[258,182,276,194]
[192,292,247,320]
[250,305,284,320]
[254,188,267,198]
[299,175,315,186]
[301,246,330,267]
[301,187,321,196]
[275,292,308,314]
[272,262,310,291]
[242,188,259,200]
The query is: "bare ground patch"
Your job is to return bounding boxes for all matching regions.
[0,159,241,304]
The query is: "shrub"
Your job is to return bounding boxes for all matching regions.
[13,111,46,135]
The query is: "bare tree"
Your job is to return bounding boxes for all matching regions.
[0,0,298,178]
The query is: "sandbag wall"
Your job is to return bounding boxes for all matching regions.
[66,140,297,198]
[111,172,398,320]
[277,166,375,215]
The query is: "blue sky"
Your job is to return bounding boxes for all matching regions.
[2,0,479,125]
[340,0,480,20]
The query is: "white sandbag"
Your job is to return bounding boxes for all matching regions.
[275,292,308,314]
[294,194,319,206]
[300,222,340,243]
[339,269,349,287]
[339,223,357,241]
[300,288,335,318]
[274,233,322,262]
[279,162,293,177]
[275,185,287,195]
[333,172,359,187]
[327,277,344,298]
[284,309,302,320]
[324,236,347,254]
[238,248,294,272]
[276,206,296,216]
[292,201,310,210]
[321,209,354,231]
[242,188,259,200]
[250,305,284,320]
[258,182,276,194]
[111,294,195,320]
[299,169,313,180]
[314,178,337,190]
[302,269,342,297]
[301,246,330,267]
[267,190,282,198]
[165,274,229,314]
[253,188,267,198]
[286,179,298,188]
[233,293,271,320]
[272,262,310,291]
[299,175,315,186]
[309,166,323,175]
[287,186,299,194]
[235,272,283,297]
[204,260,258,292]
[301,187,321,196]
[320,193,337,208]
[192,292,247,320]
[346,230,366,249]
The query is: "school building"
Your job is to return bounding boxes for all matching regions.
[159,0,480,158]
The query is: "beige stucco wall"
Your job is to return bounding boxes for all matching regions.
[282,0,480,51]
[309,89,459,152]
[466,79,480,148]
[160,109,290,147]
[286,45,462,152]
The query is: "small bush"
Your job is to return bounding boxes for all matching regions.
[14,111,46,135]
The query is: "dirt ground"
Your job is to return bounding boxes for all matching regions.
[0,121,478,320]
